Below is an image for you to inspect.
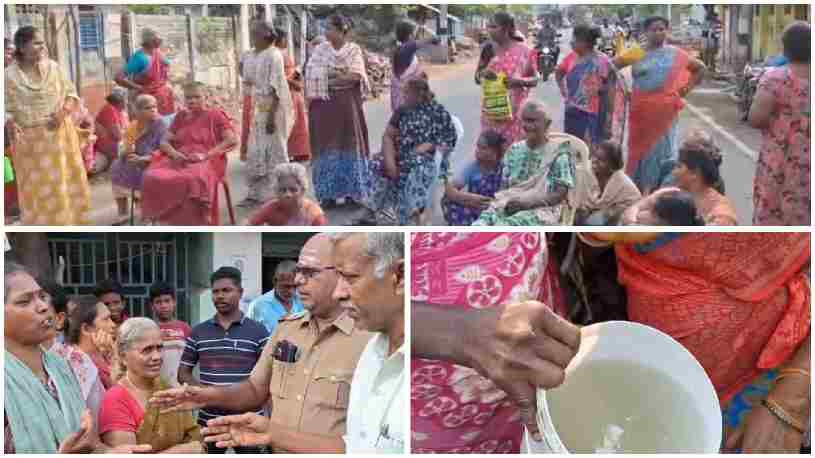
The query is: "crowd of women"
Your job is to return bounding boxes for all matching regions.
[4,12,809,226]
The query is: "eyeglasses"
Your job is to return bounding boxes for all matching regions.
[295,265,336,280]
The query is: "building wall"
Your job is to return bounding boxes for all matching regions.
[752,5,810,61]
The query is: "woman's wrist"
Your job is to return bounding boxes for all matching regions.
[770,375,810,417]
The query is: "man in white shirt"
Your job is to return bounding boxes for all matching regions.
[332,232,405,454]
[199,232,406,454]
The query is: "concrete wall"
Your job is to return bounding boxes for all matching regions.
[212,233,264,315]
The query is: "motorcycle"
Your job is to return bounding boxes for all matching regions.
[536,33,561,82]
[739,63,767,121]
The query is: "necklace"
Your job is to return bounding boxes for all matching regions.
[125,372,152,393]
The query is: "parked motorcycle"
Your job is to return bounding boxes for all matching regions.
[739,63,767,121]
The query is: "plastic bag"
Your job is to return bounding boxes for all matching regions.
[482,72,513,122]
[4,156,14,184]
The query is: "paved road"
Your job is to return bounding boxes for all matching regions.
[84,30,760,226]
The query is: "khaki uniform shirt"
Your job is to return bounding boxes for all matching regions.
[249,310,371,449]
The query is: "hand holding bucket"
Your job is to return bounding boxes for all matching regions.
[523,321,722,453]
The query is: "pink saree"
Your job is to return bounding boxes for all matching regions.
[411,232,566,453]
[141,108,234,225]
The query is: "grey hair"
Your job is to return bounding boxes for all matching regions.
[275,259,298,276]
[273,162,309,196]
[141,28,160,46]
[333,233,404,279]
[117,317,160,356]
[135,94,157,111]
[521,99,550,118]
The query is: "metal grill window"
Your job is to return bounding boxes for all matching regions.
[79,14,102,50]
[48,234,190,323]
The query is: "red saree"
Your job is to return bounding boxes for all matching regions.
[247,198,326,226]
[627,46,690,190]
[135,49,175,116]
[141,108,234,225]
[616,233,811,405]
[283,52,311,161]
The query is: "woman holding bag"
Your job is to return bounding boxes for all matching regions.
[477,12,539,147]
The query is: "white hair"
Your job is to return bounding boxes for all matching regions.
[333,233,404,279]
[134,94,157,110]
[141,28,159,46]
[273,162,309,196]
[275,259,297,276]
[117,317,160,356]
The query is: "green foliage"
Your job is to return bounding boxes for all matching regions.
[128,5,165,15]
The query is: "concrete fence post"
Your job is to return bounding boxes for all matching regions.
[186,13,197,81]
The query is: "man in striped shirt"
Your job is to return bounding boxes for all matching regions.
[179,266,269,454]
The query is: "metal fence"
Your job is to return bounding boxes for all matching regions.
[48,234,191,323]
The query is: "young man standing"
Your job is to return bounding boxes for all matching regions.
[149,281,191,387]
[179,267,269,454]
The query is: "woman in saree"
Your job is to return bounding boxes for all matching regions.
[306,14,371,207]
[748,21,810,226]
[115,28,175,116]
[49,294,112,425]
[367,76,458,225]
[474,101,578,226]
[238,22,295,209]
[555,25,614,150]
[99,318,202,453]
[4,263,151,454]
[613,16,706,194]
[391,20,439,112]
[477,12,540,146]
[109,94,166,221]
[622,129,737,226]
[576,140,641,225]
[246,162,327,226]
[275,28,311,162]
[4,26,92,225]
[141,82,238,226]
[94,88,130,174]
[582,232,811,453]
[410,232,569,453]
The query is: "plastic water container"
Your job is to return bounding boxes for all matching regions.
[523,321,722,454]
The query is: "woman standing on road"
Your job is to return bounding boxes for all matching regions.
[477,12,540,147]
[748,21,810,226]
[555,24,613,151]
[613,16,706,195]
[275,28,311,162]
[4,26,91,225]
[305,14,371,208]
[390,20,439,111]
[238,22,294,209]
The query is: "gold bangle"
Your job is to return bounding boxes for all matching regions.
[762,398,806,434]
[779,368,811,379]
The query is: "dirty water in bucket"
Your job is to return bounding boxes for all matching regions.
[546,359,704,453]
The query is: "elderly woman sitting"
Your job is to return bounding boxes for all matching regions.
[246,162,327,226]
[98,318,201,453]
[622,129,738,226]
[141,82,238,226]
[109,94,167,221]
[4,263,150,453]
[576,140,641,225]
[475,100,583,226]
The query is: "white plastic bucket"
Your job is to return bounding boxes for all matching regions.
[523,321,722,454]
